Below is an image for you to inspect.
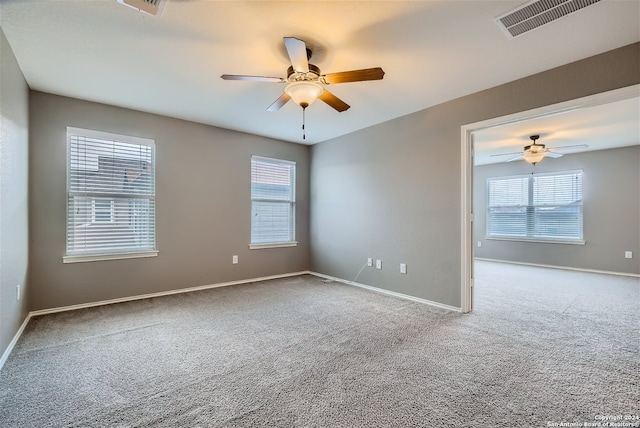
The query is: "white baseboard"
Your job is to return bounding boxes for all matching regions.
[308,271,461,312]
[30,271,310,317]
[475,258,640,278]
[0,314,31,372]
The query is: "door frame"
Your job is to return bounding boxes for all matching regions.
[460,84,639,313]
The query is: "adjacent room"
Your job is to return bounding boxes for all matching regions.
[1,1,638,426]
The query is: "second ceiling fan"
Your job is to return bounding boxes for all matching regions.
[491,135,588,165]
[221,37,385,114]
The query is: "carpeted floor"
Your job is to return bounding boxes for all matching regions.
[0,261,638,427]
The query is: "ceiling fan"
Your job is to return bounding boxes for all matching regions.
[490,135,588,165]
[221,37,385,139]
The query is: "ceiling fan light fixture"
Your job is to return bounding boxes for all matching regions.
[285,81,323,108]
[523,135,546,164]
[523,151,546,164]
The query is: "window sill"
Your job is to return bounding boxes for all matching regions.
[63,251,158,263]
[486,237,585,245]
[249,241,298,250]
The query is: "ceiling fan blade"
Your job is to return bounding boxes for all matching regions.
[322,67,385,84]
[506,155,523,162]
[283,37,309,73]
[549,144,589,151]
[318,90,350,112]
[221,74,285,83]
[545,152,563,158]
[490,151,522,157]
[267,93,291,112]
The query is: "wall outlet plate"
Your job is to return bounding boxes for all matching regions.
[400,263,407,274]
[367,258,373,267]
[232,255,238,264]
[376,260,382,270]
[625,251,633,259]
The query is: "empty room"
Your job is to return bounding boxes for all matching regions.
[1,1,638,427]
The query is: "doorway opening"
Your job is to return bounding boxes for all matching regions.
[460,84,639,313]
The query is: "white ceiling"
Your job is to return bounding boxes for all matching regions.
[474,96,640,165]
[1,0,639,146]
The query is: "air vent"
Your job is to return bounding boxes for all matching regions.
[117,0,163,16]
[496,0,601,38]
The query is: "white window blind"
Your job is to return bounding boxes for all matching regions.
[487,170,583,242]
[251,156,296,246]
[66,127,156,260]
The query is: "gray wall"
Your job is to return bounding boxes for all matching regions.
[0,28,29,358]
[474,146,640,275]
[310,43,640,308]
[29,92,310,311]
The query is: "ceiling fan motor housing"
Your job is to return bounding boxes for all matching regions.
[525,135,546,153]
[287,64,321,82]
[525,143,545,153]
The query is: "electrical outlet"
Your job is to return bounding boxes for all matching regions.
[400,263,407,274]
[367,258,373,267]
[625,251,633,259]
[376,260,382,270]
[16,284,21,301]
[477,241,482,248]
[232,255,238,264]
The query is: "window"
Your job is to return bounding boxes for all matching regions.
[487,170,584,243]
[250,156,296,248]
[65,127,157,262]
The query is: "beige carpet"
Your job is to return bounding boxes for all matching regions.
[0,261,638,427]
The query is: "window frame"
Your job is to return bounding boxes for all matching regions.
[64,127,158,263]
[486,169,585,245]
[249,155,297,249]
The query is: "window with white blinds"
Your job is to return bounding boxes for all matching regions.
[250,156,296,248]
[65,127,157,262]
[487,170,584,243]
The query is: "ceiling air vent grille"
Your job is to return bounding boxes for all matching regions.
[117,0,163,16]
[496,0,601,38]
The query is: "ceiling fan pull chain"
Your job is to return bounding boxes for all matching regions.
[302,106,306,140]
